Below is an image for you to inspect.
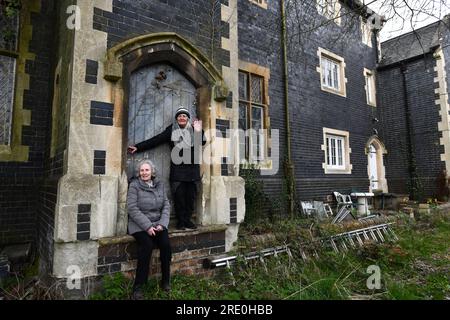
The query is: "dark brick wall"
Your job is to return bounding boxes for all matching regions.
[377,54,446,198]
[0,180,38,244]
[93,0,230,70]
[376,66,410,194]
[37,0,75,275]
[238,1,379,209]
[237,0,286,209]
[37,177,58,274]
[0,0,56,249]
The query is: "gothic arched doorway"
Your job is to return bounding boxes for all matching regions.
[127,63,198,186]
[366,136,388,193]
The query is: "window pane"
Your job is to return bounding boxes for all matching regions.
[323,57,340,90]
[333,64,339,89]
[250,75,263,103]
[322,57,340,90]
[331,138,336,165]
[239,72,248,101]
[327,62,332,87]
[252,106,264,160]
[239,104,248,161]
[0,55,16,145]
[326,137,330,165]
[337,139,343,166]
[239,104,248,130]
[365,75,370,101]
[322,63,326,83]
[318,0,336,18]
[366,73,374,104]
[317,0,325,15]
[362,21,372,45]
[329,1,338,17]
[251,106,262,129]
[326,135,347,169]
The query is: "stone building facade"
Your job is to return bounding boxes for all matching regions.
[1,0,449,286]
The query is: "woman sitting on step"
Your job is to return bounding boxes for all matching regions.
[127,159,172,299]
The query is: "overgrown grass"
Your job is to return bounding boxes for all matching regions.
[0,257,66,300]
[92,210,450,300]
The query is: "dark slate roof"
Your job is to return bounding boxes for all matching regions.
[380,19,448,66]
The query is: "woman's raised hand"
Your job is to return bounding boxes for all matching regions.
[193,119,202,132]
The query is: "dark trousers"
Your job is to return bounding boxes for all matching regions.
[132,230,172,288]
[172,181,197,227]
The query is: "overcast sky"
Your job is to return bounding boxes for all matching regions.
[366,0,450,41]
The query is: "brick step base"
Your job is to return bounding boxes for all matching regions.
[97,225,228,278]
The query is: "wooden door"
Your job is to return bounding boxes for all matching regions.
[127,63,197,210]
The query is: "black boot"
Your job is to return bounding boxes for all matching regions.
[184,220,197,229]
[176,221,185,230]
[132,286,145,300]
[161,278,171,292]
[176,209,186,230]
[184,210,197,229]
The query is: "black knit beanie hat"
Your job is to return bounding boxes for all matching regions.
[175,106,191,119]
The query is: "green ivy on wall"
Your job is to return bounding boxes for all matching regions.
[1,0,21,17]
[0,0,21,48]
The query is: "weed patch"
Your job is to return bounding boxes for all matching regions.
[90,210,449,300]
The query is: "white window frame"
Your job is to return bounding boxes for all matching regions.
[316,0,341,25]
[317,48,347,97]
[322,57,340,91]
[326,134,345,170]
[364,68,376,106]
[361,17,373,47]
[322,128,352,174]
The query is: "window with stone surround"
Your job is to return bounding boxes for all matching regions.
[364,68,376,106]
[0,5,19,146]
[317,0,341,25]
[322,128,352,174]
[249,0,267,9]
[238,62,269,163]
[317,48,347,97]
[361,17,373,47]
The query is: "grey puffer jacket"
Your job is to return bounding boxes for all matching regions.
[127,177,170,234]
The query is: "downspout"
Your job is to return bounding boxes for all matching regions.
[280,0,295,217]
[400,64,420,200]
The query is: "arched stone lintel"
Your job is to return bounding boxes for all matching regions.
[103,32,228,100]
[365,135,387,155]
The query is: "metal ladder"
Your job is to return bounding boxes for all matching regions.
[203,224,399,268]
[327,223,398,253]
